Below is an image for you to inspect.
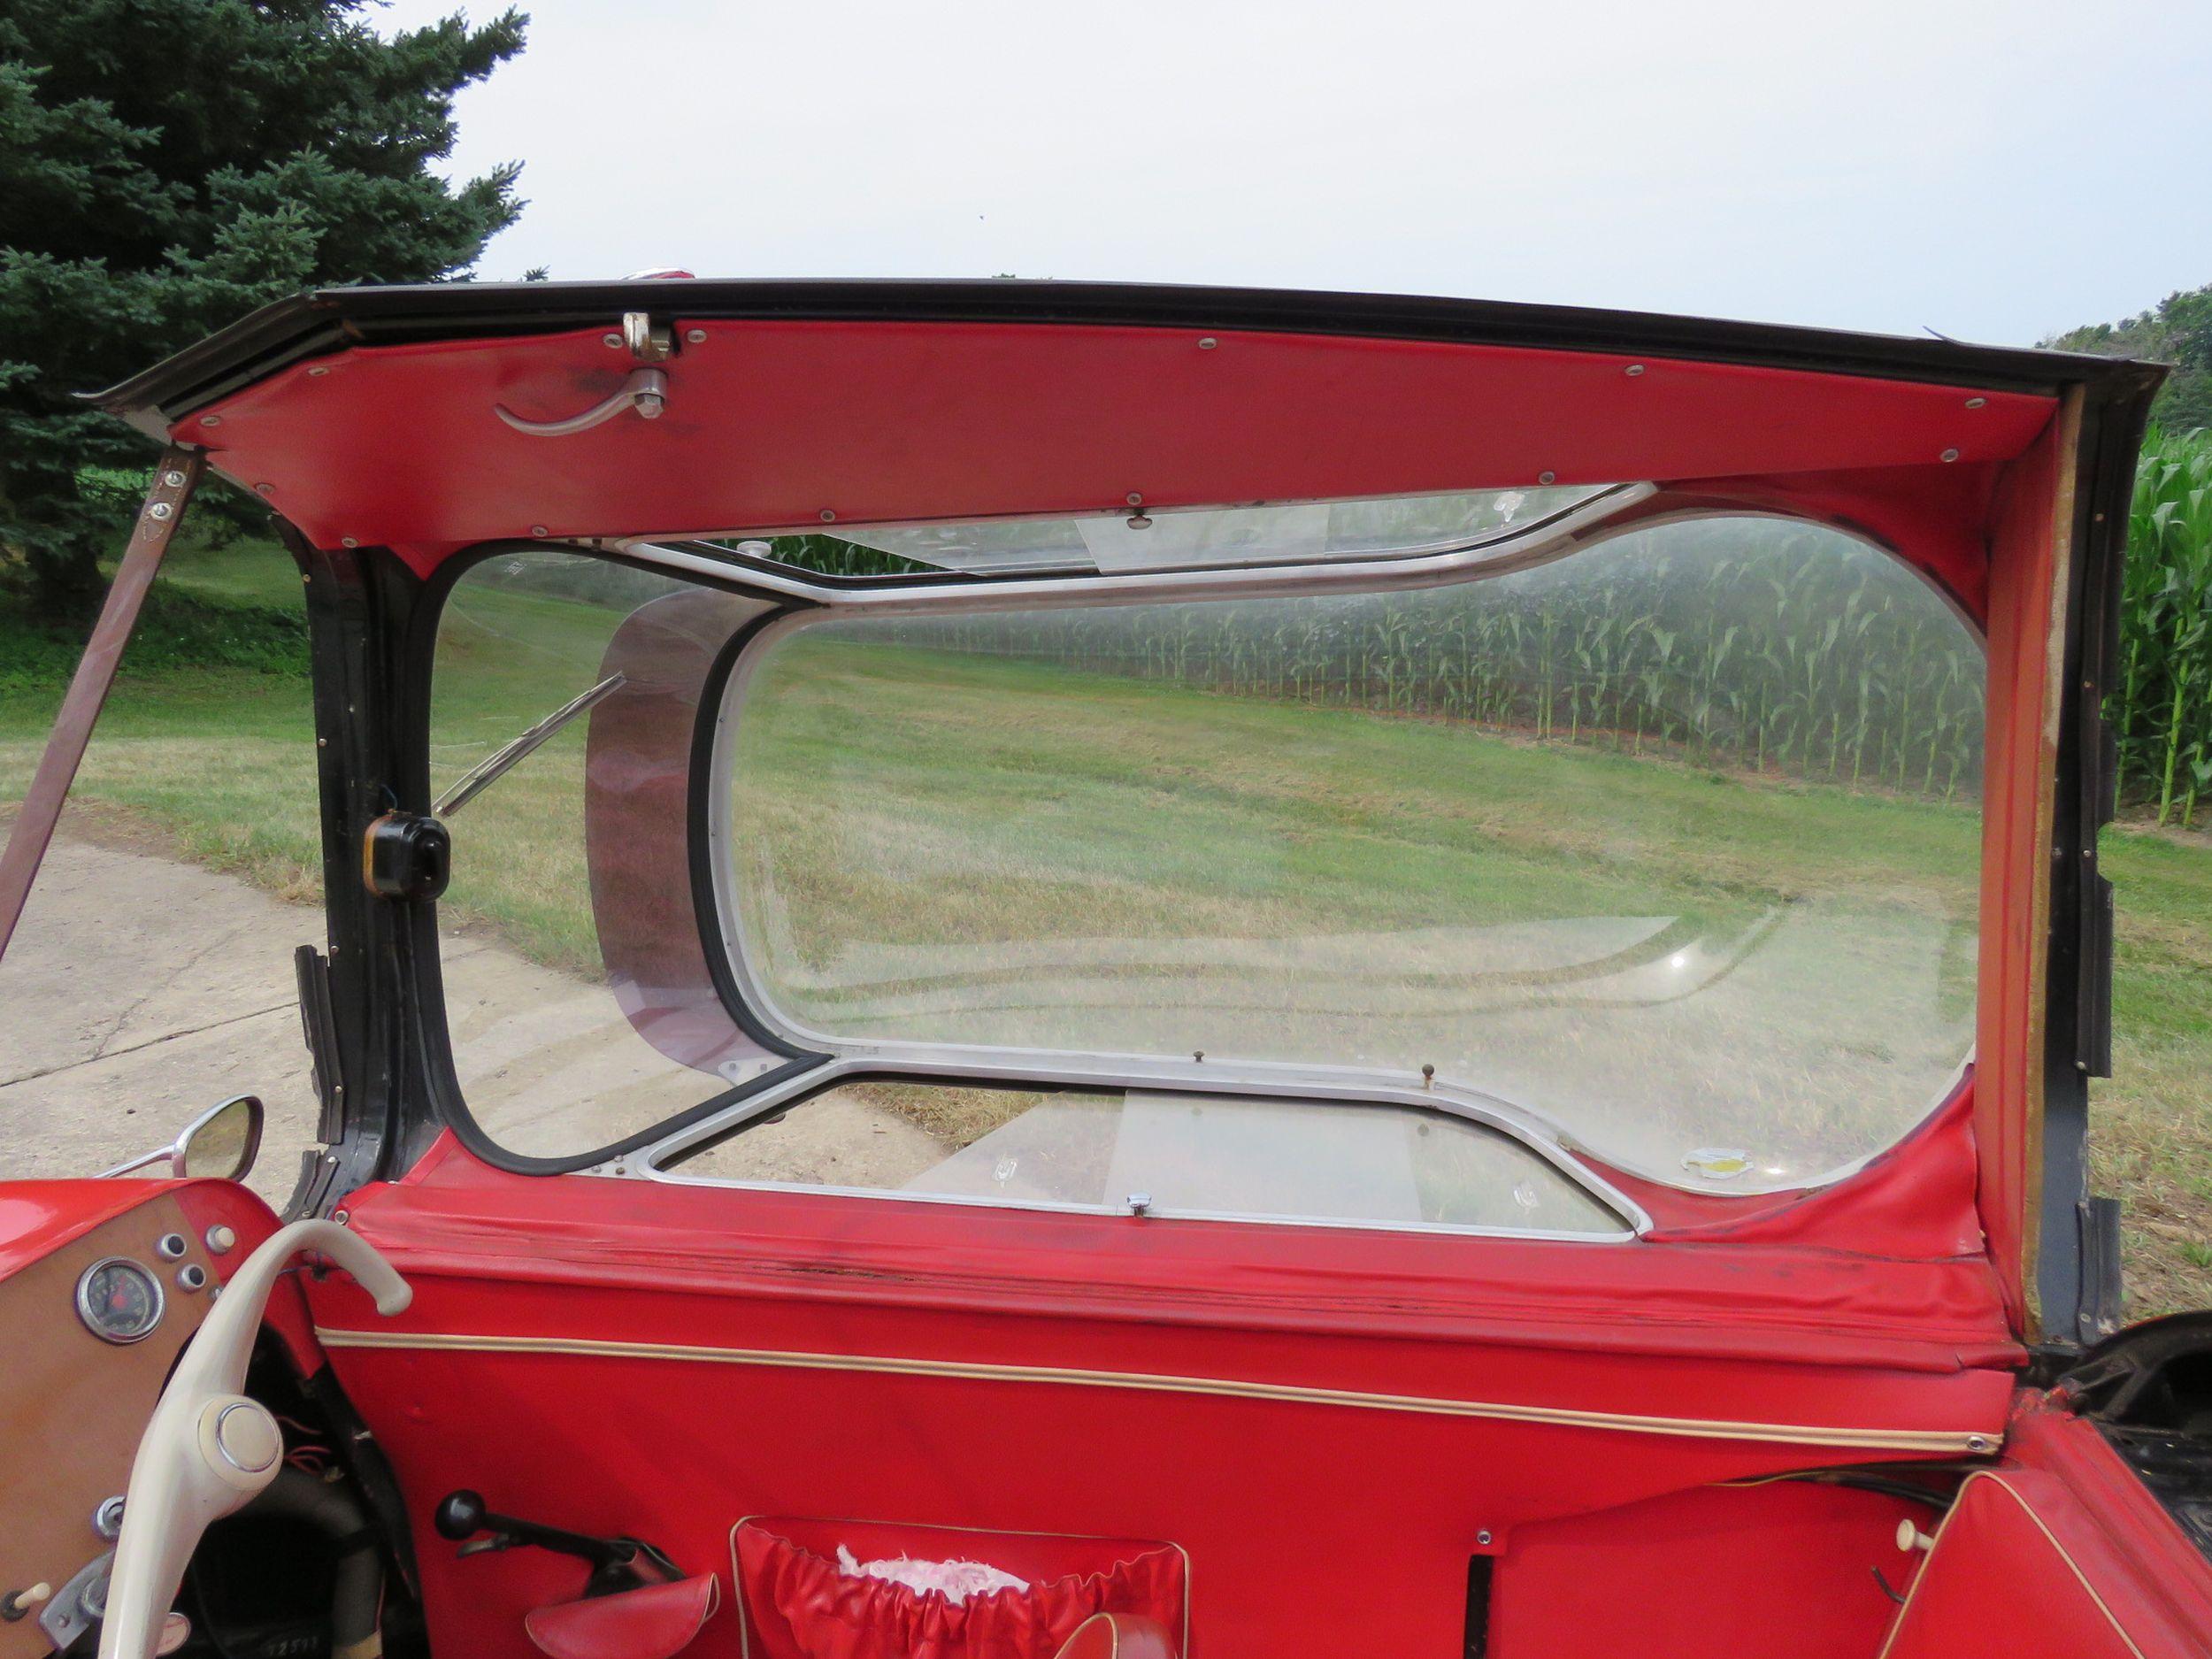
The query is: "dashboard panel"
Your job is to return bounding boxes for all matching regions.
[0,1182,276,1659]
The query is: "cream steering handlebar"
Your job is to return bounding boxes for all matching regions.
[96,1220,411,1659]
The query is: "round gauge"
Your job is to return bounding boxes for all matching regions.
[75,1256,165,1345]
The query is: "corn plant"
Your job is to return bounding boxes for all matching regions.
[2115,426,2212,826]
[882,517,1991,803]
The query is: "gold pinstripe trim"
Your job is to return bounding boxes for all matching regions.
[315,1326,1996,1455]
[1874,1471,2149,1659]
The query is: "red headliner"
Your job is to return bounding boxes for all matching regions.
[176,320,2056,565]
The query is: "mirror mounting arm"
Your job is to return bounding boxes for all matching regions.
[99,1094,265,1183]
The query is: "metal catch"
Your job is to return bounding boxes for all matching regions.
[495,366,666,437]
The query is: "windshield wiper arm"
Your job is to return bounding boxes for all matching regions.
[434,673,626,817]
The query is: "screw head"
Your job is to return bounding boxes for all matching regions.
[254,482,274,496]
[603,333,622,348]
[146,501,173,520]
[1539,470,1557,485]
[1125,492,1144,507]
[1624,364,1646,377]
[819,509,836,523]
[1940,448,1961,463]
[530,525,549,537]
[685,328,707,344]
[1198,336,1218,349]
[1477,1529,1494,1547]
[163,471,187,488]
[307,365,330,378]
[340,536,358,549]
[199,415,221,428]
[1964,396,1986,409]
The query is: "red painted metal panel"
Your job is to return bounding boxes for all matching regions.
[172,322,2054,562]
[0,1178,273,1282]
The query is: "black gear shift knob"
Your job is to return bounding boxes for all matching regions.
[433,1489,487,1540]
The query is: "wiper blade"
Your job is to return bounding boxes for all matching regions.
[434,673,626,817]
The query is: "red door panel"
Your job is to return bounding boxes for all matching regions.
[313,1149,2023,1657]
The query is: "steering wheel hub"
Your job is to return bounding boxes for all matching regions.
[208,1401,281,1477]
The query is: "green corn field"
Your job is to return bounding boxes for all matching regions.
[875,518,1993,803]
[721,431,2211,820]
[2116,426,2212,828]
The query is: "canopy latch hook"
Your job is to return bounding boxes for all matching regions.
[495,311,673,435]
[495,365,666,437]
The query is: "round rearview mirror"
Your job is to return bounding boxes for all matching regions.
[179,1094,264,1182]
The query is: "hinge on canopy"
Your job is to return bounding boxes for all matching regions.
[620,310,675,363]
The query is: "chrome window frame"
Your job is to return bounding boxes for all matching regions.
[454,480,1974,1218]
[603,1050,1649,1241]
[595,483,1666,1233]
[605,482,1658,613]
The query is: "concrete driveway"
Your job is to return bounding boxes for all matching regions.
[0,824,321,1208]
[0,816,910,1205]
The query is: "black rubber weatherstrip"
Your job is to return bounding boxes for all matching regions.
[87,277,2166,428]
[395,540,824,1179]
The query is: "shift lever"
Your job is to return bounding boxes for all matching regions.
[433,1491,680,1594]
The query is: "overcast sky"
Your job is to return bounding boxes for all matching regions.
[376,0,2212,347]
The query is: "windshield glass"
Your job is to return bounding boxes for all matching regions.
[722,517,1985,1189]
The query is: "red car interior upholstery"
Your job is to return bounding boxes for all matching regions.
[1489,1479,1932,1659]
[1860,1401,2212,1659]
[733,1519,1184,1659]
[304,1141,2027,1657]
[1048,1615,1175,1659]
[1878,1470,2170,1659]
[526,1575,721,1659]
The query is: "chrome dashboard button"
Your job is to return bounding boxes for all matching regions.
[92,1496,125,1540]
[153,1233,188,1261]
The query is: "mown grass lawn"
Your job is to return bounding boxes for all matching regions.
[3,533,2207,1314]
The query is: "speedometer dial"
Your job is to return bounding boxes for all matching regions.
[75,1256,165,1344]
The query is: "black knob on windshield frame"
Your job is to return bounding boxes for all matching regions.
[434,1489,488,1540]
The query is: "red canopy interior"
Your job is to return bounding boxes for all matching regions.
[168,319,2055,580]
[159,308,2088,1318]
